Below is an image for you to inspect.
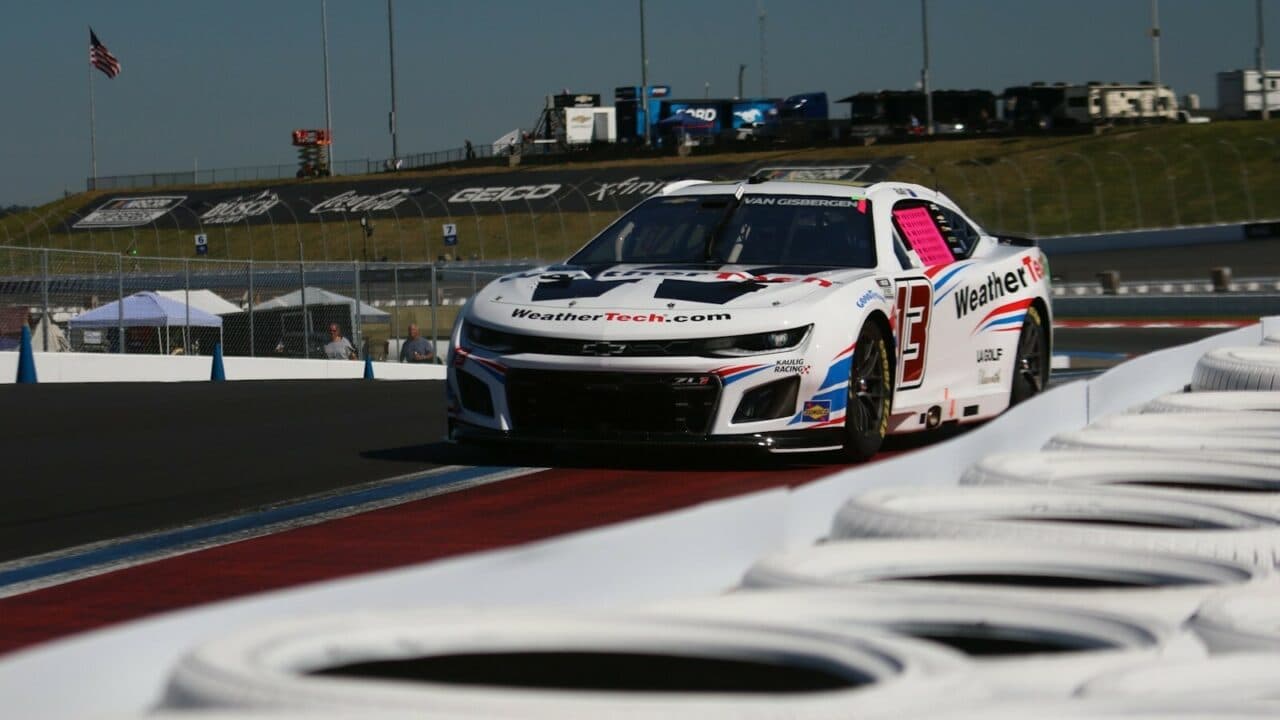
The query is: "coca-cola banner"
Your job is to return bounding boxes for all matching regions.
[63,159,900,231]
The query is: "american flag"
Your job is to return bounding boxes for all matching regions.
[89,29,121,79]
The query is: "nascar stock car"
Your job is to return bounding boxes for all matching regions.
[446,176,1051,459]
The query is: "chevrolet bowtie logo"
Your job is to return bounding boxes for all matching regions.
[582,341,627,356]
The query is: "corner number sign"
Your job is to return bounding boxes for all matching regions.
[194,233,208,255]
[442,223,458,247]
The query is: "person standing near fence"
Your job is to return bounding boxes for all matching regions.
[324,323,357,360]
[399,323,436,363]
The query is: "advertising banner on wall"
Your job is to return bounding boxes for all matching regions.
[63,158,900,231]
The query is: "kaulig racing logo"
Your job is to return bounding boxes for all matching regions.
[200,190,281,224]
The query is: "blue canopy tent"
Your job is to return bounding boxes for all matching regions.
[68,291,223,354]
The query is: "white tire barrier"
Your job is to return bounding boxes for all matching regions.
[1045,428,1280,458]
[962,451,1280,518]
[889,698,1280,719]
[164,608,978,719]
[1189,587,1280,653]
[1191,346,1280,391]
[1091,412,1280,439]
[741,539,1270,624]
[647,587,1203,699]
[830,486,1280,568]
[1141,391,1280,414]
[1077,653,1280,701]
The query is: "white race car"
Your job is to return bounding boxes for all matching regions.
[447,177,1051,459]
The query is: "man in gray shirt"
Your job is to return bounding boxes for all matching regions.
[400,323,436,363]
[324,323,357,360]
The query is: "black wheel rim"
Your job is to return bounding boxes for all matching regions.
[1016,316,1045,393]
[848,333,886,434]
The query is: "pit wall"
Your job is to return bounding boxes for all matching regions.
[0,316,1276,718]
[0,352,445,383]
[1038,219,1279,254]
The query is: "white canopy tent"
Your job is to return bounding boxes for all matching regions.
[254,287,389,323]
[68,291,223,353]
[155,289,242,316]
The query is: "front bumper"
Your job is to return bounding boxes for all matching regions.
[448,418,847,454]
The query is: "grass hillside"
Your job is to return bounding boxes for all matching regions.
[4,120,1280,267]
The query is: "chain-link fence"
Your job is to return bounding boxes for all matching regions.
[0,245,520,363]
[86,143,503,192]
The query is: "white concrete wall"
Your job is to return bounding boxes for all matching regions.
[0,352,444,383]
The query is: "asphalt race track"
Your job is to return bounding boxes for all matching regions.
[0,378,874,654]
[0,380,447,563]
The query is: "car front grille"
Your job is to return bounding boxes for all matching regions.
[506,370,721,436]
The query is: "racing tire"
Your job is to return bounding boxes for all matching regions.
[1009,304,1049,406]
[843,320,893,461]
[164,607,978,718]
[1077,653,1280,701]
[651,587,1203,699]
[830,486,1280,568]
[1140,391,1280,414]
[870,698,1280,719]
[1086,412,1280,440]
[961,450,1280,519]
[1044,429,1280,457]
[1188,587,1280,653]
[741,538,1272,625]
[1190,346,1280,391]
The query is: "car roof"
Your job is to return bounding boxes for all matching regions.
[662,178,954,206]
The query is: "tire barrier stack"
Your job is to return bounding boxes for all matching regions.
[153,336,1280,718]
[163,609,980,719]
[721,336,1280,715]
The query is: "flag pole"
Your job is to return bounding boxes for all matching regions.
[88,32,97,189]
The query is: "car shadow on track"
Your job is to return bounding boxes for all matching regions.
[361,422,980,472]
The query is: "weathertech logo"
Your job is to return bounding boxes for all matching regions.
[510,308,731,323]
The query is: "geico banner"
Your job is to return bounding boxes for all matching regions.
[63,159,899,230]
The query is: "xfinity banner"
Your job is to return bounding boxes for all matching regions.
[64,159,900,231]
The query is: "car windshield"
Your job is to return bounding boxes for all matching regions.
[568,193,876,268]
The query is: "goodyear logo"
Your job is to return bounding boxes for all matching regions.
[802,400,831,423]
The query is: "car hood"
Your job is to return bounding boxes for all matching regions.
[477,263,874,311]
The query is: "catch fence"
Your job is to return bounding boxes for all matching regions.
[0,245,524,364]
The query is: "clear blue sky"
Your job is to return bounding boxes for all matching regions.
[2,0,1275,207]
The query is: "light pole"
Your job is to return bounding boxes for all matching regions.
[1259,0,1269,121]
[738,63,746,98]
[1150,0,1161,92]
[639,0,650,148]
[321,0,335,174]
[921,0,933,135]
[387,0,400,164]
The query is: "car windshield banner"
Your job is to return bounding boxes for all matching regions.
[63,158,900,231]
